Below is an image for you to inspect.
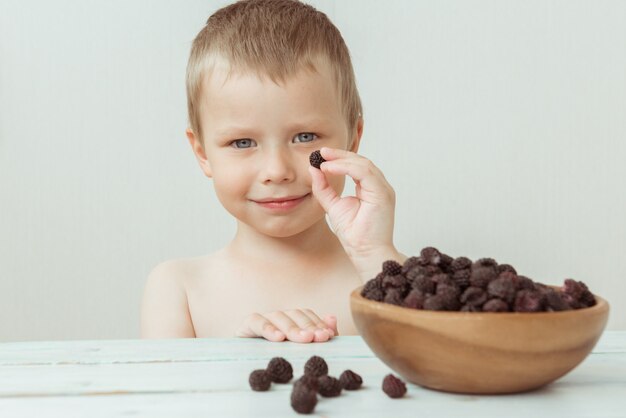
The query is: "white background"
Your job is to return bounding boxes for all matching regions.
[1,0,624,341]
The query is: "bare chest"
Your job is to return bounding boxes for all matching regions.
[185,260,361,337]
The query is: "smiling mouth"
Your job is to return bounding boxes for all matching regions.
[253,193,310,209]
[254,194,310,203]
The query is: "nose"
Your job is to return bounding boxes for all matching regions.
[259,146,297,184]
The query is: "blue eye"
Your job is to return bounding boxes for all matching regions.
[231,139,256,148]
[294,133,317,143]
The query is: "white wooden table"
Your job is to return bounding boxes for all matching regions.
[1,332,624,417]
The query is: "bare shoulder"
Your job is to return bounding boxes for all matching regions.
[140,255,214,339]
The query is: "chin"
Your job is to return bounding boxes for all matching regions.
[249,213,326,238]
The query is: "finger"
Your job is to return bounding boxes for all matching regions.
[301,309,335,340]
[319,147,361,162]
[265,311,316,343]
[235,313,285,342]
[285,309,331,343]
[309,165,341,213]
[322,314,339,336]
[319,159,393,203]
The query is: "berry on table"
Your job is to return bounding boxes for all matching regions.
[248,369,271,391]
[339,369,363,390]
[291,384,318,414]
[304,355,329,378]
[317,375,342,397]
[382,374,407,398]
[266,357,293,383]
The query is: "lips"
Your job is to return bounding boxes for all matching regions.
[253,193,310,211]
[254,194,309,203]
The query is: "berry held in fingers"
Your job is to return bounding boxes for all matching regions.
[309,150,326,169]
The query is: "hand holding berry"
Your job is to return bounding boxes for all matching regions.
[309,148,404,280]
[235,309,338,343]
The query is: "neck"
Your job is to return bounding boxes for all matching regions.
[225,218,345,268]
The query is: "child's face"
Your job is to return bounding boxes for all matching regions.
[189,59,360,238]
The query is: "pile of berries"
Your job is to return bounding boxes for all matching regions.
[361,246,596,312]
[249,355,406,414]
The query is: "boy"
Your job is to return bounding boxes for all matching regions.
[141,0,406,342]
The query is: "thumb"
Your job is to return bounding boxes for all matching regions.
[322,314,339,336]
[309,166,340,213]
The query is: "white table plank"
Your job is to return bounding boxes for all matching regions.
[0,332,624,417]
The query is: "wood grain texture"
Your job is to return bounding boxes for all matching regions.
[0,334,624,417]
[351,288,610,394]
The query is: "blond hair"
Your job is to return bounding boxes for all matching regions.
[186,0,362,146]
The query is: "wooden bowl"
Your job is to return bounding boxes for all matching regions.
[350,286,609,394]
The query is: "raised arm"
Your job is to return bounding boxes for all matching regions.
[309,147,407,281]
[140,261,196,338]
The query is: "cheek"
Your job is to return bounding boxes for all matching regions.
[211,163,248,196]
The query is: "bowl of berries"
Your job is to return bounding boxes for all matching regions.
[350,247,609,394]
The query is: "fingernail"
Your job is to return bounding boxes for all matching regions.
[299,330,310,336]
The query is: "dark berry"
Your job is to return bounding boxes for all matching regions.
[514,290,546,312]
[420,246,442,265]
[452,268,471,288]
[542,287,572,311]
[460,286,488,307]
[339,370,363,390]
[266,357,293,383]
[488,274,517,303]
[309,150,326,169]
[382,374,407,398]
[436,284,461,310]
[304,356,328,377]
[411,274,436,294]
[579,286,596,307]
[363,288,384,302]
[470,266,497,289]
[461,304,482,312]
[249,369,271,391]
[422,265,442,277]
[423,294,448,311]
[361,278,381,295]
[294,374,319,392]
[497,264,517,275]
[291,384,317,414]
[403,289,426,309]
[439,253,454,273]
[561,292,582,309]
[432,273,454,287]
[563,278,593,304]
[483,298,510,312]
[401,256,421,274]
[382,274,407,290]
[382,260,402,276]
[384,288,404,306]
[514,275,536,291]
[450,256,472,272]
[473,257,498,269]
[317,375,342,397]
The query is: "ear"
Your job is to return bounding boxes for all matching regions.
[186,128,213,178]
[348,116,364,153]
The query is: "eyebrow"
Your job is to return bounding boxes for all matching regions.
[214,118,332,139]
